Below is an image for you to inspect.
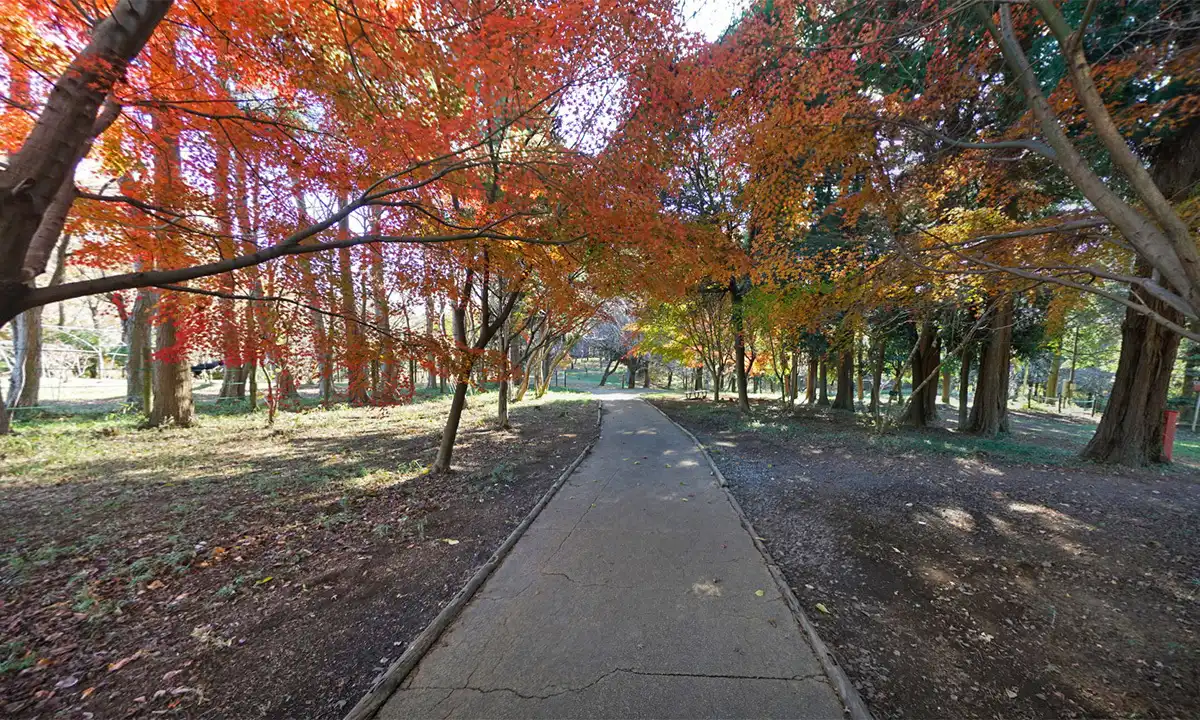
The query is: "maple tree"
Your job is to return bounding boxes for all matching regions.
[0,0,692,461]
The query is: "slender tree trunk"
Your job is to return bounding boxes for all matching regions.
[426,296,438,389]
[856,336,865,403]
[958,345,974,427]
[599,356,618,386]
[125,289,153,408]
[805,355,817,404]
[966,297,1013,436]
[816,356,830,407]
[437,379,471,469]
[730,277,750,413]
[1066,328,1079,403]
[831,348,855,412]
[789,350,800,406]
[941,366,952,405]
[337,245,369,405]
[870,338,884,414]
[712,367,722,402]
[1046,347,1062,399]
[497,331,510,428]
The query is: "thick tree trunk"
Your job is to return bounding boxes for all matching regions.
[958,345,974,428]
[8,308,43,409]
[966,297,1013,436]
[902,319,939,427]
[149,310,195,427]
[1080,117,1200,463]
[1082,278,1182,463]
[831,348,855,412]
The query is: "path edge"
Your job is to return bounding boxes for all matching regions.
[342,401,604,720]
[646,398,874,720]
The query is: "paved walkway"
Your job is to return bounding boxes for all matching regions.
[377,390,845,718]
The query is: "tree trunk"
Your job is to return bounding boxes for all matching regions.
[337,238,369,406]
[599,356,618,386]
[941,366,952,405]
[817,356,830,407]
[1046,348,1062,399]
[1080,116,1200,463]
[497,332,510,428]
[856,336,865,403]
[149,306,195,427]
[8,308,43,409]
[436,379,470,470]
[805,355,817,404]
[125,290,153,408]
[902,319,939,427]
[958,344,974,428]
[966,297,1013,436]
[712,367,722,402]
[426,296,438,389]
[870,338,884,414]
[1082,273,1182,463]
[831,348,855,412]
[730,277,751,413]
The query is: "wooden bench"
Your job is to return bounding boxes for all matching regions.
[684,388,705,400]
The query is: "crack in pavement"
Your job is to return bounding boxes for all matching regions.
[540,569,634,589]
[411,667,831,703]
[539,466,621,570]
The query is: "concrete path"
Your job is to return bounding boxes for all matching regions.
[377,390,845,719]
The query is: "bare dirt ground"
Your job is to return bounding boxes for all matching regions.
[654,397,1199,720]
[1,391,597,719]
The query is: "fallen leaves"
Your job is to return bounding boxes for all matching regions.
[107,651,143,672]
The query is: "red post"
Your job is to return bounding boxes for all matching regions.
[1163,410,1180,462]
